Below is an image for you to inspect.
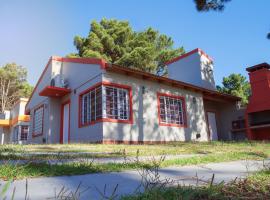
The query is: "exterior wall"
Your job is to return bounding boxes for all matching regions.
[204,100,245,140]
[0,127,10,144]
[26,62,52,111]
[48,98,61,143]
[102,71,209,142]
[55,61,103,143]
[168,53,202,87]
[29,99,49,144]
[26,59,103,144]
[167,52,216,90]
[200,55,215,90]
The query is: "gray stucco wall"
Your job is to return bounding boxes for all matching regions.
[102,72,209,142]
[61,61,103,143]
[167,52,215,90]
[203,100,245,140]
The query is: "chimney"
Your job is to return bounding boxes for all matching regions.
[165,48,216,90]
[245,62,270,140]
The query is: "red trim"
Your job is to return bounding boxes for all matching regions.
[25,58,53,112]
[78,81,133,128]
[39,86,71,97]
[165,48,213,65]
[32,104,44,137]
[52,56,106,69]
[105,63,240,102]
[157,92,188,128]
[26,56,107,113]
[60,100,70,144]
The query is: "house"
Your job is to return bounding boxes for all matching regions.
[25,48,242,144]
[0,98,30,144]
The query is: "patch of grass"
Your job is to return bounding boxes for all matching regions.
[0,162,153,180]
[0,151,267,180]
[1,141,270,157]
[121,169,270,200]
[161,151,268,167]
[0,152,122,161]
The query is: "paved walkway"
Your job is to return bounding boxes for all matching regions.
[0,159,269,200]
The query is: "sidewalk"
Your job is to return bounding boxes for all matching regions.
[0,159,269,200]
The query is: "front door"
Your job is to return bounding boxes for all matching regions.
[61,101,70,144]
[207,112,218,141]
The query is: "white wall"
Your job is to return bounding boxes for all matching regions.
[102,72,209,142]
[167,51,216,90]
[58,61,103,143]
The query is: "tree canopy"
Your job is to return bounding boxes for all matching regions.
[217,73,250,105]
[0,63,33,113]
[194,0,270,39]
[69,18,185,74]
[194,0,231,11]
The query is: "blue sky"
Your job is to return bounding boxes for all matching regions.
[0,0,270,86]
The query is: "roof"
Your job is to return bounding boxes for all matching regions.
[165,48,214,65]
[246,62,270,73]
[26,55,240,111]
[104,63,241,102]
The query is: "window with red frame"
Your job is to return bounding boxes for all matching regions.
[158,94,186,126]
[80,84,131,126]
[33,105,44,136]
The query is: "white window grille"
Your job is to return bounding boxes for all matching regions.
[80,85,130,126]
[33,106,44,135]
[159,95,185,125]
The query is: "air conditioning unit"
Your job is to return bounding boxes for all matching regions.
[50,74,69,88]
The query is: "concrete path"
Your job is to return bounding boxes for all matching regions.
[0,159,269,200]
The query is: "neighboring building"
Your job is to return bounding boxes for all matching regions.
[25,48,242,144]
[0,98,30,144]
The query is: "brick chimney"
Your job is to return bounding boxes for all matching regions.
[245,63,270,140]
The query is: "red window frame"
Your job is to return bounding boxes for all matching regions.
[78,81,133,127]
[32,104,44,137]
[157,92,187,127]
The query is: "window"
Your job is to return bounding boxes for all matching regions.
[21,125,29,140]
[81,86,102,125]
[33,105,44,136]
[157,93,187,127]
[79,82,132,127]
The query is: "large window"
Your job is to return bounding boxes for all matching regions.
[79,82,132,127]
[157,93,187,127]
[33,105,44,136]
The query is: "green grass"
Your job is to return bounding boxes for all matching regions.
[121,168,270,200]
[1,141,270,159]
[0,151,267,180]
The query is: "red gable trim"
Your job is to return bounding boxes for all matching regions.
[52,56,106,69]
[25,57,53,113]
[25,56,107,113]
[165,48,213,65]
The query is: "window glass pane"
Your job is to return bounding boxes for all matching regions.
[33,106,43,134]
[96,86,102,120]
[80,84,131,125]
[105,86,129,120]
[158,95,185,125]
[21,126,28,140]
